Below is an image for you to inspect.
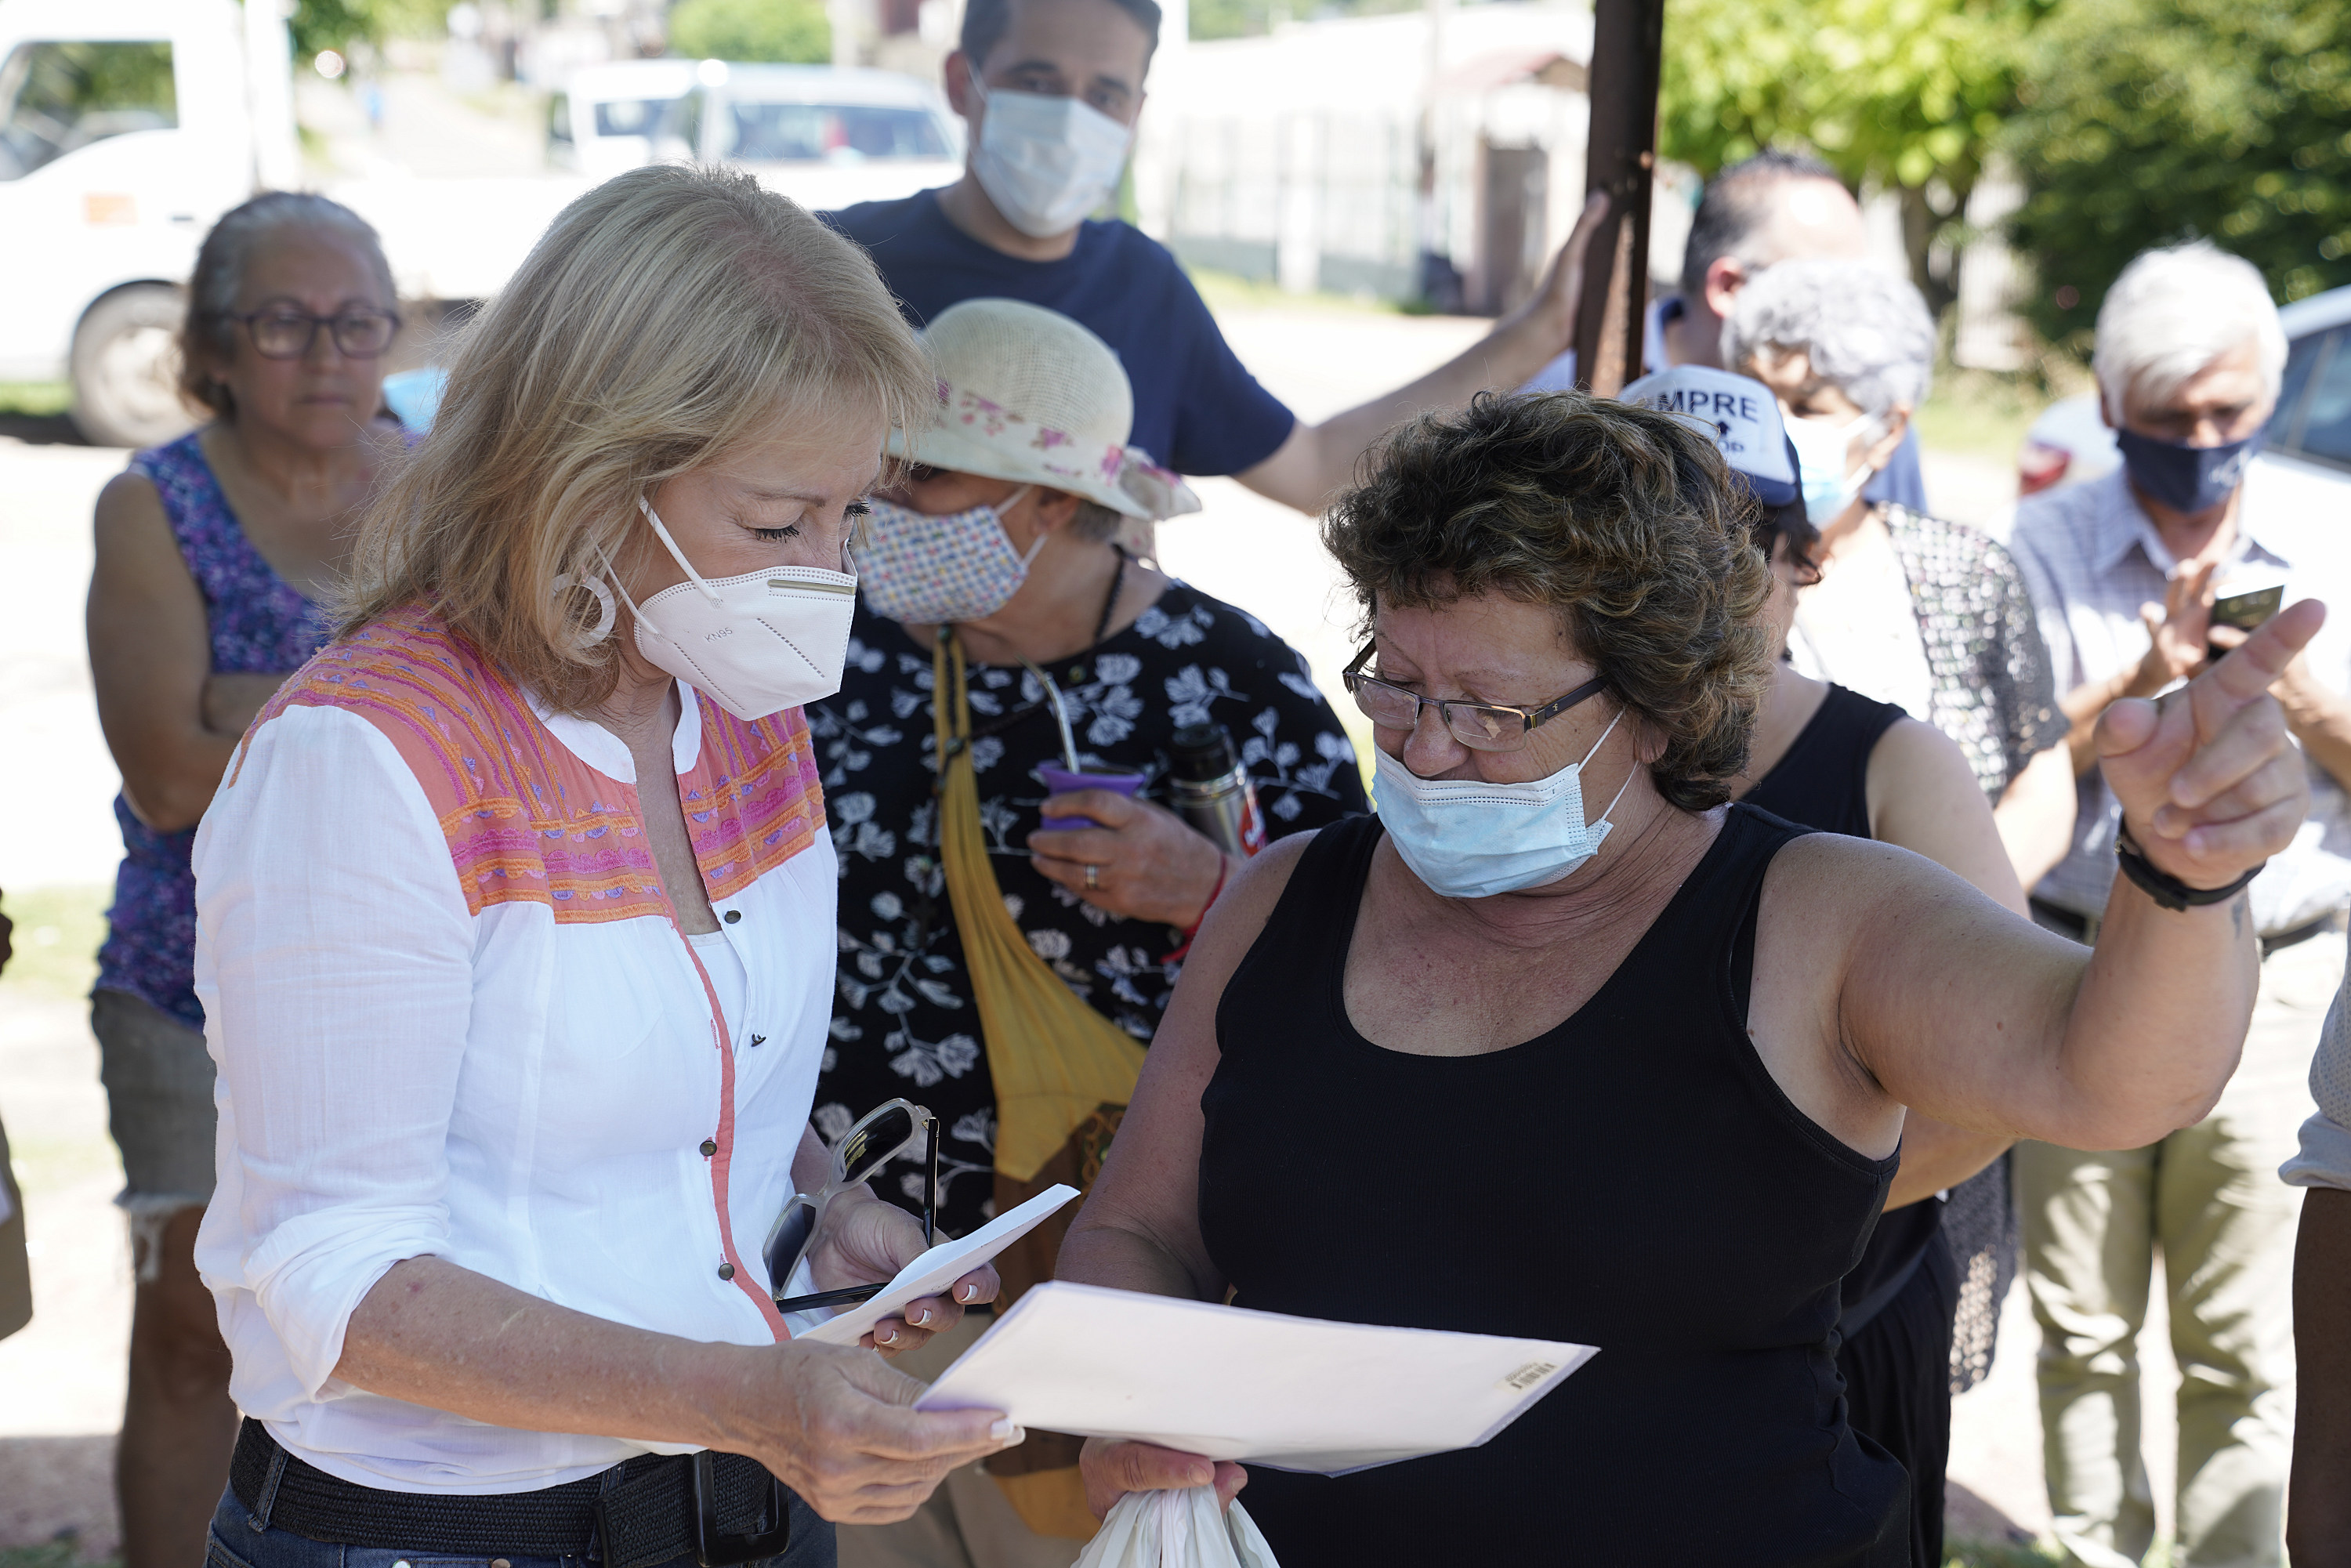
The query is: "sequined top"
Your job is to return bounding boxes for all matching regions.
[1861,504,2064,798]
[94,431,332,1030]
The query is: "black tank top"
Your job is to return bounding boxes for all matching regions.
[1744,684,1907,838]
[1201,805,1907,1566]
[1743,686,1944,1331]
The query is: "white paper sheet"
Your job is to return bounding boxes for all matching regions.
[915,1280,1596,1474]
[800,1184,1080,1345]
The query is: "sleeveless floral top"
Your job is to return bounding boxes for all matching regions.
[95,431,333,1030]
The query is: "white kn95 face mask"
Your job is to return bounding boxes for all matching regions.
[607,496,860,720]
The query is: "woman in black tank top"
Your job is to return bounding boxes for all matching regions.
[1741,531,2033,1568]
[1056,393,2313,1566]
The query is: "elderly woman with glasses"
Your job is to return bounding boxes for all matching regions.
[1058,391,2324,1566]
[190,166,1020,1568]
[1723,260,2080,1425]
[1722,259,2075,889]
[82,190,405,1568]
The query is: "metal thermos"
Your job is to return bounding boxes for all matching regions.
[1168,722,1267,857]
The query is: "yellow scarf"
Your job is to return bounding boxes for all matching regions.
[931,630,1147,1182]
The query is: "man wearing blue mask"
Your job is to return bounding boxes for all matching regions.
[823,0,1604,516]
[2007,242,2351,1568]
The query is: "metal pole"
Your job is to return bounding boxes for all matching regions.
[1570,0,1664,396]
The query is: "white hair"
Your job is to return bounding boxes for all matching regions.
[1720,259,1936,419]
[2092,242,2286,422]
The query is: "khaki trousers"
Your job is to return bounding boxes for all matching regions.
[837,1315,1088,1568]
[2016,932,2342,1568]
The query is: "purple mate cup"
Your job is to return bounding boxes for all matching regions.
[1036,764,1149,831]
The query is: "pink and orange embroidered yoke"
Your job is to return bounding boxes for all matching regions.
[192,604,836,1494]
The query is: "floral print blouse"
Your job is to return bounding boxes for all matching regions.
[808,585,1367,1237]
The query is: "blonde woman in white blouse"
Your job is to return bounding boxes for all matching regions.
[190,166,1016,1568]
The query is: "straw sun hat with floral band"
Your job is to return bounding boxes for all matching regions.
[857,299,1198,626]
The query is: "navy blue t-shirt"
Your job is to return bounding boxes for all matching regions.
[824,188,1297,477]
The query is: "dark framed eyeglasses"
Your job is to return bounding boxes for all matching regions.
[766,1097,939,1313]
[223,307,402,360]
[1342,641,1608,752]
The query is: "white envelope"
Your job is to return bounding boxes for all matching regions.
[800,1184,1080,1345]
[915,1280,1596,1474]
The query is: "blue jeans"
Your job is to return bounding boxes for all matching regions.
[207,1476,837,1568]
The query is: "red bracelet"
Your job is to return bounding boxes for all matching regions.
[1168,856,1230,961]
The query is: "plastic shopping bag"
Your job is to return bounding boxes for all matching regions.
[1074,1487,1280,1568]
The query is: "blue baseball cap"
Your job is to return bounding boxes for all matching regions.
[1617,365,1800,509]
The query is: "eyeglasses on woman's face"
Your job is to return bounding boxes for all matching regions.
[226,306,402,360]
[1342,640,1608,752]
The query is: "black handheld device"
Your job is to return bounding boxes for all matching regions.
[2208,583,2284,663]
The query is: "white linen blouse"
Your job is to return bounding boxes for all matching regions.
[191,606,835,1494]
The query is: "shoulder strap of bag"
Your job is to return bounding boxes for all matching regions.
[931,631,1147,1185]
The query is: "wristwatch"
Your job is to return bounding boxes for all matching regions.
[2114,823,2263,913]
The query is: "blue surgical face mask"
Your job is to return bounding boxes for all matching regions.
[2115,427,2263,516]
[1783,408,1882,525]
[1371,712,1631,900]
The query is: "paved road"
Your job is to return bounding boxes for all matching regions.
[2,298,2132,1554]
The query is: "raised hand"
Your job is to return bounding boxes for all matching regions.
[2097,596,2324,889]
[1516,191,1613,350]
[2128,559,2218,697]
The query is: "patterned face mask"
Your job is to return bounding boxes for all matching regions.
[856,490,1038,625]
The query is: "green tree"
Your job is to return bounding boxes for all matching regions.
[291,0,447,63]
[1660,0,2051,320]
[667,0,831,63]
[2002,0,2351,352]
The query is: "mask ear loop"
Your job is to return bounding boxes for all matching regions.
[1579,708,1639,830]
[639,495,720,605]
[988,485,1044,568]
[593,533,662,642]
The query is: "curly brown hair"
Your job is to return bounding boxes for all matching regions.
[1321,391,1775,812]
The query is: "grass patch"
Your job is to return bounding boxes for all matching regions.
[1912,368,2050,461]
[0,885,110,1005]
[0,382,71,418]
[1913,353,2101,462]
[1185,266,1411,318]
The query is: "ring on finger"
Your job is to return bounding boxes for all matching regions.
[1084,864,1100,891]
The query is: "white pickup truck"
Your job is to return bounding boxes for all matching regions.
[0,0,962,448]
[0,0,296,444]
[0,0,603,446]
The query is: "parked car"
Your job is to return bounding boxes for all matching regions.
[2018,393,2120,497]
[659,63,963,212]
[545,58,699,181]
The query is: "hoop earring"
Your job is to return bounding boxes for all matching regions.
[550,571,617,650]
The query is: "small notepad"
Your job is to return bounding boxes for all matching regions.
[799,1184,1080,1345]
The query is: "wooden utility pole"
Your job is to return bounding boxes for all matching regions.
[1571,0,1665,397]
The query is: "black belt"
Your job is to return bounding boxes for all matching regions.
[228,1419,793,1568]
[2030,897,2339,961]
